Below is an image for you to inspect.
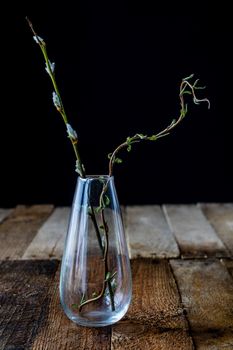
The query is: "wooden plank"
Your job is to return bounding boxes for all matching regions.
[201,203,233,256]
[31,267,111,350]
[126,206,180,258]
[163,204,228,258]
[22,207,70,260]
[220,259,233,279]
[0,205,54,260]
[0,209,12,223]
[112,259,194,350]
[0,260,59,350]
[171,259,233,349]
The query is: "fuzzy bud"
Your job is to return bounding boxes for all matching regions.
[66,123,78,140]
[52,92,61,110]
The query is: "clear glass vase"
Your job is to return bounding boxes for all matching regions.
[60,175,132,327]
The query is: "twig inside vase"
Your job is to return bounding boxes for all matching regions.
[79,179,116,312]
[89,205,104,256]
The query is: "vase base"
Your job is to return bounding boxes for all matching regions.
[62,303,131,327]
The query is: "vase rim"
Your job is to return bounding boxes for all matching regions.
[78,175,114,180]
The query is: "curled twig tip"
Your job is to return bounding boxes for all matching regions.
[183,73,194,81]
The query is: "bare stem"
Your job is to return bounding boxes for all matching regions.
[108,74,210,176]
[26,17,85,178]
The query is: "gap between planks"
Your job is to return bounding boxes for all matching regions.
[126,206,180,259]
[112,259,194,350]
[200,203,233,256]
[163,204,229,258]
[171,258,233,349]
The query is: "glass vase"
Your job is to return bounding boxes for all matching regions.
[60,175,132,327]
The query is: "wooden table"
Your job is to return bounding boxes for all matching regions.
[0,204,233,349]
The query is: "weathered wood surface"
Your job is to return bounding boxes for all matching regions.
[0,205,54,260]
[112,259,194,350]
[171,259,233,349]
[0,259,196,350]
[2,204,231,260]
[0,204,233,349]
[23,207,70,260]
[126,206,180,259]
[201,203,233,256]
[0,260,59,350]
[163,204,228,258]
[0,209,12,223]
[31,267,111,350]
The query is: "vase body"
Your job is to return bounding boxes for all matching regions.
[60,175,132,327]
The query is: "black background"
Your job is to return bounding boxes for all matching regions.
[1,1,232,207]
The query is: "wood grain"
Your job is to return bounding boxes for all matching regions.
[112,259,194,350]
[0,260,59,350]
[0,205,54,260]
[0,209,12,223]
[201,203,233,256]
[126,206,180,259]
[23,207,70,260]
[163,204,228,258]
[171,259,233,349]
[0,203,232,349]
[31,267,111,350]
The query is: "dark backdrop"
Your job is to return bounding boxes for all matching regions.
[1,1,232,207]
